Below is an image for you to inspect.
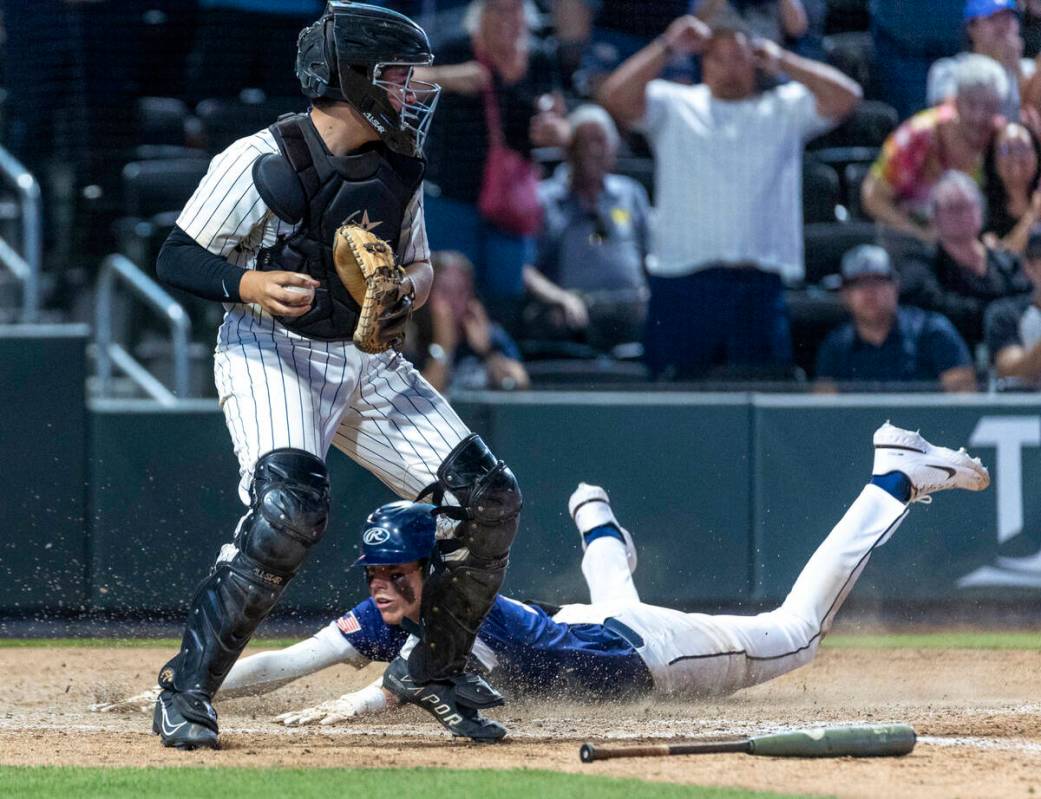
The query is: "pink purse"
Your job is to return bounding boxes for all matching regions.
[477,81,543,237]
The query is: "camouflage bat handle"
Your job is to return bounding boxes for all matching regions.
[580,724,916,762]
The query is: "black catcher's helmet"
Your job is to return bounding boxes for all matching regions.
[296,1,440,157]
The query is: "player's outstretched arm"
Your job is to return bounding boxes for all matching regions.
[90,687,162,714]
[91,623,364,712]
[275,678,399,726]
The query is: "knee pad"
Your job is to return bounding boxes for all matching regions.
[436,434,522,559]
[237,448,330,582]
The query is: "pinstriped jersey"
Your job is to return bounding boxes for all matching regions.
[175,126,430,306]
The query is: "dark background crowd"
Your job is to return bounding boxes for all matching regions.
[5,0,1041,394]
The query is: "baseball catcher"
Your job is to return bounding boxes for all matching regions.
[102,424,987,726]
[150,1,521,749]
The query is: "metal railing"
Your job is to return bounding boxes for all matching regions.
[0,145,41,322]
[95,254,191,405]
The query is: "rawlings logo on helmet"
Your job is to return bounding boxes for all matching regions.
[363,527,391,545]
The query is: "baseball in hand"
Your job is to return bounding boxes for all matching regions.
[284,285,316,304]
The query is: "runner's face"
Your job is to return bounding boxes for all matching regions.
[367,562,424,624]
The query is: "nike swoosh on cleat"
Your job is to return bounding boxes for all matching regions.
[926,464,956,478]
[875,444,926,453]
[160,703,188,737]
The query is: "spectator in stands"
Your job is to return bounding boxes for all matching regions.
[927,0,1041,120]
[815,245,976,391]
[185,1,323,102]
[862,54,1008,244]
[870,0,965,119]
[985,228,1041,387]
[598,16,861,379]
[694,0,808,46]
[404,251,530,392]
[522,105,651,352]
[983,121,1041,252]
[415,0,569,334]
[901,170,1031,344]
[554,0,699,96]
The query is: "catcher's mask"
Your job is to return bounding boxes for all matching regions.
[355,500,437,570]
[296,1,441,157]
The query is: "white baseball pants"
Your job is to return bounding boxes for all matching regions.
[552,485,909,696]
[215,309,470,505]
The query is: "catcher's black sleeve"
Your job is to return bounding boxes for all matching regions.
[156,225,246,303]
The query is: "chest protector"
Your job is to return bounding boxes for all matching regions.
[253,113,425,341]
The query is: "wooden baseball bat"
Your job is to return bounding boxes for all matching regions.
[579,724,916,763]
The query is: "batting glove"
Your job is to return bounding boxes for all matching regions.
[275,678,389,726]
[90,686,161,714]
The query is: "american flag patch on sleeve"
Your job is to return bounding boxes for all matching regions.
[337,613,361,634]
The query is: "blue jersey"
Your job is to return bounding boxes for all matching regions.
[334,596,653,698]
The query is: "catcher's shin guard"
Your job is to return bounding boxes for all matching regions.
[157,449,330,701]
[410,434,522,682]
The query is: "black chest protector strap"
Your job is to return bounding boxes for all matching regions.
[252,113,425,341]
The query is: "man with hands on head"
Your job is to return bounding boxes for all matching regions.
[597,14,861,379]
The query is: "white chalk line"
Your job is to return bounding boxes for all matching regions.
[5,715,1041,753]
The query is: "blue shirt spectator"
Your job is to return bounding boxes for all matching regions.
[815,245,976,391]
[524,105,651,352]
[536,167,650,295]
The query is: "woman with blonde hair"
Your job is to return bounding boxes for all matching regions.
[416,0,569,332]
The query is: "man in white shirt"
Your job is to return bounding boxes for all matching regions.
[598,16,861,379]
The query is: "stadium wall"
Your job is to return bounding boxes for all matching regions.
[3,331,1041,617]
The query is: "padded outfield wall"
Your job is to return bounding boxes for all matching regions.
[3,329,1041,617]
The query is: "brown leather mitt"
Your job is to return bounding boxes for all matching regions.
[333,224,412,353]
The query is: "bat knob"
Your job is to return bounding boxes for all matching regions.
[579,743,597,763]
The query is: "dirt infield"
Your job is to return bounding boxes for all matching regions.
[2,643,1041,798]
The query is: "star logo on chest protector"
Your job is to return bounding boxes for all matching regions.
[344,209,383,233]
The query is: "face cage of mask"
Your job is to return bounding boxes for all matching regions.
[371,62,441,152]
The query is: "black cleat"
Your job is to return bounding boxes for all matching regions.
[383,656,507,742]
[152,689,220,750]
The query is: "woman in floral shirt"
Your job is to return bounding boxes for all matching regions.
[862,54,1008,242]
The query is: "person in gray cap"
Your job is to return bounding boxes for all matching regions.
[985,228,1041,388]
[815,244,976,392]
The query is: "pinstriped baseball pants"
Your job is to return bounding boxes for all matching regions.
[214,307,471,506]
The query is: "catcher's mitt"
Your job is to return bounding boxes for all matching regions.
[334,224,413,353]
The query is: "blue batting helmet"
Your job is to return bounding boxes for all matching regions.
[356,501,437,566]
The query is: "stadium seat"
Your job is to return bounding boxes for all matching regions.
[803,159,843,223]
[809,100,898,151]
[821,31,874,95]
[191,93,306,154]
[809,145,878,174]
[115,158,209,276]
[843,161,873,221]
[120,158,211,220]
[787,286,848,378]
[803,220,879,285]
[136,97,190,147]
